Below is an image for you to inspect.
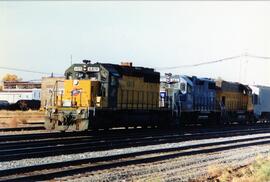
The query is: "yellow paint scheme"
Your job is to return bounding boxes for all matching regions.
[216,91,249,111]
[117,75,160,109]
[62,80,100,107]
[54,76,159,110]
[247,95,254,112]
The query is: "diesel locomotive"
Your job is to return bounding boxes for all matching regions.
[45,60,258,131]
[216,80,254,124]
[160,75,220,125]
[45,61,171,131]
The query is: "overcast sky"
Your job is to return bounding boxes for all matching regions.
[0,1,270,85]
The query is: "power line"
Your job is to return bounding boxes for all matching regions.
[1,53,269,74]
[155,54,270,70]
[25,79,42,82]
[0,66,63,76]
[155,55,242,70]
[246,54,270,60]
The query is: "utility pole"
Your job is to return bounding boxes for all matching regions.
[70,55,73,65]
[239,57,242,83]
[243,52,248,84]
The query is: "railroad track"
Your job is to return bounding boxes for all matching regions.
[0,127,180,142]
[1,130,270,181]
[1,123,270,142]
[1,125,270,162]
[0,126,45,132]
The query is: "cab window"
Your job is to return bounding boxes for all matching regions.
[187,84,192,93]
[180,83,186,92]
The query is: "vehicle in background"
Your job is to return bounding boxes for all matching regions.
[0,89,40,104]
[0,100,9,110]
[250,85,270,122]
[0,89,41,111]
[8,100,41,111]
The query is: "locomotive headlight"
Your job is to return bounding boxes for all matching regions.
[51,108,58,113]
[77,109,85,115]
[77,109,85,114]
[73,80,79,86]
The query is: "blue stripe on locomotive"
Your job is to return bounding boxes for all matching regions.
[178,76,216,112]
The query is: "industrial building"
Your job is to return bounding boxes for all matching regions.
[40,76,65,109]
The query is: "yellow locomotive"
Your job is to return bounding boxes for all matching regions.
[45,60,171,131]
[215,80,254,123]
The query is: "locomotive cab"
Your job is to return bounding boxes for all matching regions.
[177,76,218,124]
[45,60,111,131]
[63,60,108,108]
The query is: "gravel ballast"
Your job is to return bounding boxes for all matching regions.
[1,132,270,173]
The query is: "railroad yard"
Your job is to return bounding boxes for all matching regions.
[1,1,270,181]
[0,122,270,181]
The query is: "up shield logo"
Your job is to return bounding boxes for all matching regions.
[71,89,81,96]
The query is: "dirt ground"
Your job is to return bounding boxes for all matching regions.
[0,110,45,128]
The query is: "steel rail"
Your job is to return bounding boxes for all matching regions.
[1,123,269,142]
[1,128,270,162]
[1,136,270,181]
[0,128,171,142]
[0,126,45,132]
[1,125,267,150]
[2,125,270,151]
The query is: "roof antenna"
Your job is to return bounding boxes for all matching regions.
[83,60,91,64]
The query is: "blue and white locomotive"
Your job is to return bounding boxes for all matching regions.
[160,74,219,125]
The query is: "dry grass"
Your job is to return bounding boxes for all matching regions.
[0,110,44,128]
[207,164,225,178]
[0,110,44,115]
[202,156,270,182]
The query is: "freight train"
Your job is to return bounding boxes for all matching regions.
[45,60,268,131]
